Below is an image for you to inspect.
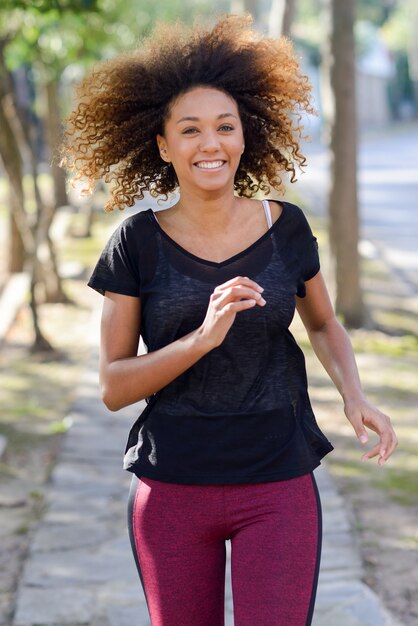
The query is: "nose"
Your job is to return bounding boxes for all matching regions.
[199,130,221,152]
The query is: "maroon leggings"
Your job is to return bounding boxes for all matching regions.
[127,473,322,626]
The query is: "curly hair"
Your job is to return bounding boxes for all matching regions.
[61,14,315,212]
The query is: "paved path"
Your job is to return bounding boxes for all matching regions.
[12,304,404,626]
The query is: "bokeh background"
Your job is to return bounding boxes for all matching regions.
[0,1,417,625]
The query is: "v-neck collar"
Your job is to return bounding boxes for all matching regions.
[147,201,287,268]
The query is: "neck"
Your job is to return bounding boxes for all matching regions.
[174,185,240,232]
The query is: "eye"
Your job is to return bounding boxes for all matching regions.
[219,124,234,132]
[182,127,199,134]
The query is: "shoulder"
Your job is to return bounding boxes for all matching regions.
[282,201,311,224]
[264,199,310,226]
[279,201,316,237]
[118,208,154,232]
[108,208,156,247]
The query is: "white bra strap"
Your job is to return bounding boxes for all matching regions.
[262,199,273,229]
[152,211,160,225]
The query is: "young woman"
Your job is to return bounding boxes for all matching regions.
[62,15,397,626]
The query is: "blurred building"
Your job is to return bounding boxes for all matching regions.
[356,24,395,127]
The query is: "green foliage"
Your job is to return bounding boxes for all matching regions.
[0,0,212,78]
[294,0,408,64]
[381,0,413,53]
[295,0,321,23]
[0,0,98,11]
[292,0,323,68]
[3,6,111,75]
[357,0,398,27]
[374,468,418,506]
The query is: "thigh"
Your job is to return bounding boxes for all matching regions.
[229,473,321,626]
[128,475,227,626]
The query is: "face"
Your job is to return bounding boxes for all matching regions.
[157,87,245,195]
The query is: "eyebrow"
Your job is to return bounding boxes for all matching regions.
[176,113,238,124]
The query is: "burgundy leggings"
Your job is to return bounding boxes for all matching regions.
[127,473,322,626]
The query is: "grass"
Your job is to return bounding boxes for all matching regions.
[374,469,418,506]
[291,208,418,509]
[352,332,418,358]
[0,204,116,482]
[59,211,120,269]
[311,425,418,507]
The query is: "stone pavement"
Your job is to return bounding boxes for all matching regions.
[12,306,404,626]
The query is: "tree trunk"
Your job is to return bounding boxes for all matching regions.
[45,79,68,209]
[230,0,264,25]
[5,63,69,305]
[328,0,365,327]
[0,44,60,350]
[281,0,295,37]
[269,0,296,38]
[29,260,52,353]
[319,1,334,145]
[35,198,70,304]
[2,70,25,275]
[0,98,53,350]
[8,193,25,273]
[0,97,35,256]
[244,0,261,21]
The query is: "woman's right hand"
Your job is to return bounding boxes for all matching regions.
[198,276,266,350]
[100,278,265,410]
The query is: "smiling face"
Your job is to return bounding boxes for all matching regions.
[157,87,245,195]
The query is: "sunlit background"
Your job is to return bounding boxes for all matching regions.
[0,2,417,626]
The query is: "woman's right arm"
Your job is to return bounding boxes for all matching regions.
[99,276,265,411]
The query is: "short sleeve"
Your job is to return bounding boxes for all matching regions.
[87,217,140,297]
[292,206,320,298]
[301,236,320,282]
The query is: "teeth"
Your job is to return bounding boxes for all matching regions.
[196,161,225,169]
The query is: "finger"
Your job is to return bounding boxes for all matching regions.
[375,422,396,460]
[214,276,264,294]
[361,443,381,462]
[352,420,369,445]
[380,430,398,462]
[216,286,266,308]
[345,408,369,444]
[223,299,257,313]
[361,409,396,456]
[361,438,394,465]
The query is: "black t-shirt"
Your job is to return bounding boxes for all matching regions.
[88,201,333,484]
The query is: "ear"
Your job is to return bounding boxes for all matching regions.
[157,135,170,162]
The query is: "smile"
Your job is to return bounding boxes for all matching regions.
[194,160,226,170]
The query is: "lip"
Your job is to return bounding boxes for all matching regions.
[194,160,227,171]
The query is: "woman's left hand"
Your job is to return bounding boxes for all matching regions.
[344,398,398,465]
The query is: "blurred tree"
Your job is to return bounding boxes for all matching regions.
[229,0,263,23]
[0,0,99,9]
[0,0,211,350]
[290,0,413,326]
[0,35,74,350]
[322,0,365,327]
[382,0,417,118]
[357,0,398,26]
[246,0,262,22]
[269,0,296,38]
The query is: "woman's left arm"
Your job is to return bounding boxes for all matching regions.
[296,271,398,465]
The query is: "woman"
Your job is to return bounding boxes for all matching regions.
[62,15,397,626]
